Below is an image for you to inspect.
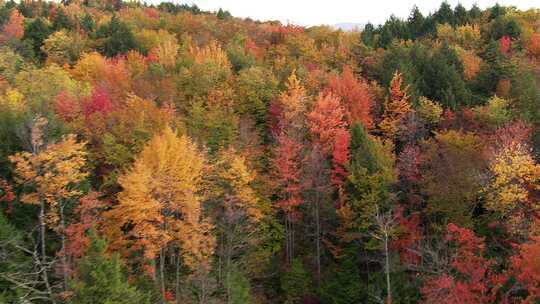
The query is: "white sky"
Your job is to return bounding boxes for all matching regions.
[174,0,539,26]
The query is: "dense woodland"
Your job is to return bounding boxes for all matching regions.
[0,0,539,303]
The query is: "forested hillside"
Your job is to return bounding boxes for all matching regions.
[0,0,539,303]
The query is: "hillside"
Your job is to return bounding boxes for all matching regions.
[0,1,539,303]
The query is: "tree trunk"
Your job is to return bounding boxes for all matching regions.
[39,200,55,304]
[160,247,166,303]
[384,231,392,304]
[284,215,290,264]
[59,204,68,292]
[175,253,181,304]
[314,199,321,288]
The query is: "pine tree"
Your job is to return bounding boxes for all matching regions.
[71,233,150,304]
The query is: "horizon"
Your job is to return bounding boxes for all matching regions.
[166,0,539,26]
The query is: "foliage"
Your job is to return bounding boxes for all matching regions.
[105,126,215,270]
[0,2,539,303]
[70,233,150,304]
[280,259,311,304]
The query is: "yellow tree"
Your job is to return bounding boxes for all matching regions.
[9,116,87,295]
[210,148,262,302]
[104,126,215,300]
[485,141,540,234]
[379,71,412,139]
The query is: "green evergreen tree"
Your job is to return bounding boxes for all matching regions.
[96,15,136,57]
[407,6,425,39]
[469,4,482,21]
[228,267,252,304]
[81,14,95,34]
[0,213,33,303]
[361,23,375,47]
[489,3,506,21]
[434,1,454,25]
[22,17,52,60]
[70,234,150,304]
[281,259,311,304]
[422,43,470,108]
[453,3,469,26]
[216,8,231,20]
[320,258,364,304]
[52,8,72,30]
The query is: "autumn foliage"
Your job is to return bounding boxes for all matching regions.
[1,2,540,303]
[325,66,372,127]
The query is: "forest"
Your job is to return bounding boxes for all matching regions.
[0,0,539,303]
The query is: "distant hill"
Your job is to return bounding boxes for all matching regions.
[332,22,364,31]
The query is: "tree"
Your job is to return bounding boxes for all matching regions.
[1,9,24,42]
[484,136,540,234]
[325,66,372,128]
[280,259,311,304]
[422,43,470,108]
[332,129,351,201]
[526,32,540,57]
[379,71,411,139]
[473,95,511,128]
[306,92,348,283]
[271,73,307,264]
[210,149,262,302]
[434,1,455,25]
[42,30,87,66]
[104,126,215,300]
[346,123,397,302]
[407,6,425,39]
[307,93,347,155]
[235,66,277,131]
[96,15,136,57]
[420,131,485,227]
[51,8,72,31]
[509,236,540,303]
[22,17,51,60]
[64,192,107,260]
[82,95,175,191]
[453,3,469,26]
[9,117,87,294]
[457,48,482,81]
[0,213,36,303]
[421,223,502,304]
[71,233,150,304]
[272,133,303,264]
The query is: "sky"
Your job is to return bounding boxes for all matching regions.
[175,0,539,26]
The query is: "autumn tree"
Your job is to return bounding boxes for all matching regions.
[421,223,502,304]
[306,92,348,283]
[379,71,412,139]
[509,235,540,303]
[271,72,307,264]
[42,30,87,66]
[64,192,107,260]
[104,126,215,301]
[209,149,262,302]
[9,116,87,294]
[331,128,351,203]
[484,133,540,234]
[420,130,485,227]
[82,95,175,191]
[1,9,24,42]
[526,32,540,57]
[325,66,372,127]
[307,93,347,155]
